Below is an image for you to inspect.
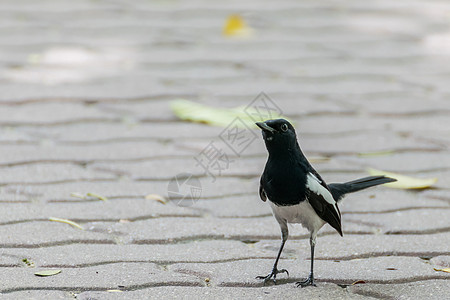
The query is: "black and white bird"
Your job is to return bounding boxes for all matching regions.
[255,119,396,287]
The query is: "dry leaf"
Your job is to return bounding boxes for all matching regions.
[308,156,330,163]
[86,192,108,201]
[145,194,167,204]
[358,150,394,157]
[367,168,438,189]
[223,14,252,37]
[70,192,86,199]
[35,270,61,277]
[22,258,34,267]
[49,217,84,230]
[170,99,289,128]
[434,268,450,273]
[351,280,366,285]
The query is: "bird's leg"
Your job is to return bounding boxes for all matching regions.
[256,226,289,285]
[296,235,317,287]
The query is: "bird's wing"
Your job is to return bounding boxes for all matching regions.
[259,180,267,202]
[305,172,343,236]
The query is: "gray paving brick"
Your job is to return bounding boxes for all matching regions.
[343,208,450,234]
[103,217,375,244]
[348,280,449,300]
[0,222,114,246]
[254,232,450,260]
[0,263,201,293]
[5,241,270,268]
[0,0,449,297]
[76,285,367,300]
[0,163,115,184]
[0,142,193,166]
[0,200,200,224]
[170,257,446,286]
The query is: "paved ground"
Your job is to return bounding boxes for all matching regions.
[0,0,449,299]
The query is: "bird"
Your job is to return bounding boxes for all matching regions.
[255,119,396,287]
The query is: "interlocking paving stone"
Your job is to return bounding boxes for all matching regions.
[0,142,193,166]
[0,0,449,298]
[97,217,375,244]
[197,188,448,218]
[0,163,115,184]
[4,241,270,267]
[340,189,449,213]
[0,263,201,293]
[76,285,368,300]
[0,103,117,125]
[348,280,449,300]
[430,256,450,268]
[0,290,72,299]
[2,179,256,202]
[0,222,114,247]
[339,152,450,173]
[343,209,450,234]
[169,257,447,286]
[21,122,221,142]
[255,232,450,260]
[0,200,200,224]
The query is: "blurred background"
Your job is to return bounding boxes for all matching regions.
[0,0,449,296]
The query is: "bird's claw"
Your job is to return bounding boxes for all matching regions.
[256,268,289,285]
[296,273,316,287]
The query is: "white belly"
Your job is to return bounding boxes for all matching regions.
[270,200,326,235]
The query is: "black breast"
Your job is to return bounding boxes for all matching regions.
[261,157,307,206]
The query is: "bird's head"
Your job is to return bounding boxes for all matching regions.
[256,119,298,153]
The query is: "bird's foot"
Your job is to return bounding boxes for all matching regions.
[256,268,289,285]
[296,273,316,287]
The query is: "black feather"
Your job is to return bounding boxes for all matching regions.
[329,176,396,202]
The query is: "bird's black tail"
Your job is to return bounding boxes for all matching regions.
[329,176,396,202]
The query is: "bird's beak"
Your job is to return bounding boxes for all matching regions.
[256,122,276,133]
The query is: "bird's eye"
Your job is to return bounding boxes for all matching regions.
[280,124,288,132]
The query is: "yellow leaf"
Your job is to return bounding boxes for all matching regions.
[34,269,61,277]
[434,268,450,273]
[367,168,438,189]
[145,194,167,204]
[308,156,330,163]
[358,150,394,157]
[49,217,84,230]
[223,14,252,37]
[70,192,86,199]
[86,192,108,201]
[170,99,289,128]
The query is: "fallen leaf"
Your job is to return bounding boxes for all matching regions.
[434,268,450,273]
[34,270,61,277]
[145,194,167,204]
[308,156,330,163]
[223,14,252,37]
[49,217,84,230]
[351,280,366,285]
[367,168,438,189]
[86,192,108,201]
[70,192,86,199]
[170,99,289,128]
[358,150,394,157]
[22,258,34,267]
